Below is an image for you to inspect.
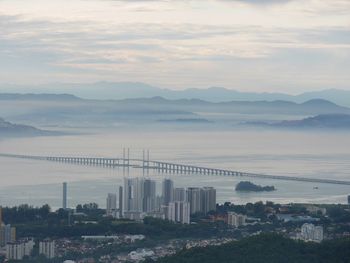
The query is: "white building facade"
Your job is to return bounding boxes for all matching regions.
[227,212,247,227]
[39,239,55,259]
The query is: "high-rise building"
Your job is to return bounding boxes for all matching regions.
[106,193,117,216]
[62,182,67,210]
[168,201,190,224]
[187,187,202,215]
[174,188,186,202]
[0,224,16,247]
[227,212,246,227]
[0,207,16,247]
[162,179,174,206]
[155,195,163,212]
[119,186,123,218]
[39,239,55,259]
[0,206,2,227]
[201,187,216,214]
[124,178,157,216]
[124,178,144,213]
[143,179,156,213]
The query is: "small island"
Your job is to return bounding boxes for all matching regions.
[235,181,276,192]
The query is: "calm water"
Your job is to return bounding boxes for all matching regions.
[0,129,350,209]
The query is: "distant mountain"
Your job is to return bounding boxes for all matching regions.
[0,118,59,137]
[118,97,350,116]
[0,93,350,127]
[1,82,350,107]
[0,93,80,101]
[295,89,350,108]
[247,114,350,129]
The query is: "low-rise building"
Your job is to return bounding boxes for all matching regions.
[128,248,155,261]
[124,211,146,221]
[6,239,34,260]
[305,205,327,216]
[39,239,55,259]
[168,201,190,224]
[227,212,246,227]
[300,223,324,242]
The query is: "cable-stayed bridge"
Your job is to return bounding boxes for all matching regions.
[0,152,350,186]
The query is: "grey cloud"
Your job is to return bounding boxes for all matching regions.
[219,0,293,5]
[0,13,349,90]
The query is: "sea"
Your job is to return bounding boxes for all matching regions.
[1,128,350,209]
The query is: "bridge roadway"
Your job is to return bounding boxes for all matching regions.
[1,153,350,186]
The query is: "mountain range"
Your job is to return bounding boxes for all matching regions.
[1,93,350,128]
[1,82,350,107]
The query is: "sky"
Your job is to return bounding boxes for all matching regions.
[0,0,349,93]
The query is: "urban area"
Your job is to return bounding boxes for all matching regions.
[1,178,350,262]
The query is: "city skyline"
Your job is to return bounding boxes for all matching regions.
[0,1,349,262]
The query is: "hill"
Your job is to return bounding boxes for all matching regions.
[235,181,275,192]
[152,234,350,263]
[0,118,59,137]
[277,114,350,129]
[248,114,350,129]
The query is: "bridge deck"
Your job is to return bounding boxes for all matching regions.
[0,153,350,186]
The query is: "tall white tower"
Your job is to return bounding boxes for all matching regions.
[62,182,67,210]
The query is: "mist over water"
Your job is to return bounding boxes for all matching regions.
[0,128,350,209]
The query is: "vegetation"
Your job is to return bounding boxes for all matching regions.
[235,181,275,192]
[150,234,350,263]
[2,204,51,223]
[13,216,226,240]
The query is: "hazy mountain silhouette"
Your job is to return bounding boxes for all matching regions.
[1,82,350,107]
[0,118,59,137]
[1,94,350,127]
[246,114,350,129]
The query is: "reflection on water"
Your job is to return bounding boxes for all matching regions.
[0,129,350,208]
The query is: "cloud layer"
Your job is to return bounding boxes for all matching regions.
[0,0,349,93]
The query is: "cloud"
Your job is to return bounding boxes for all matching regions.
[0,0,349,92]
[221,0,293,5]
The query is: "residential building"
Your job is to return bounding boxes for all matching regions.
[162,179,174,206]
[155,195,163,211]
[6,242,25,260]
[168,201,190,224]
[227,212,247,227]
[0,224,16,247]
[106,193,117,217]
[305,205,326,216]
[187,187,202,215]
[301,223,324,242]
[6,239,34,260]
[147,211,166,220]
[174,188,186,202]
[143,179,156,213]
[124,178,144,212]
[123,211,146,221]
[39,239,55,259]
[201,187,216,214]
